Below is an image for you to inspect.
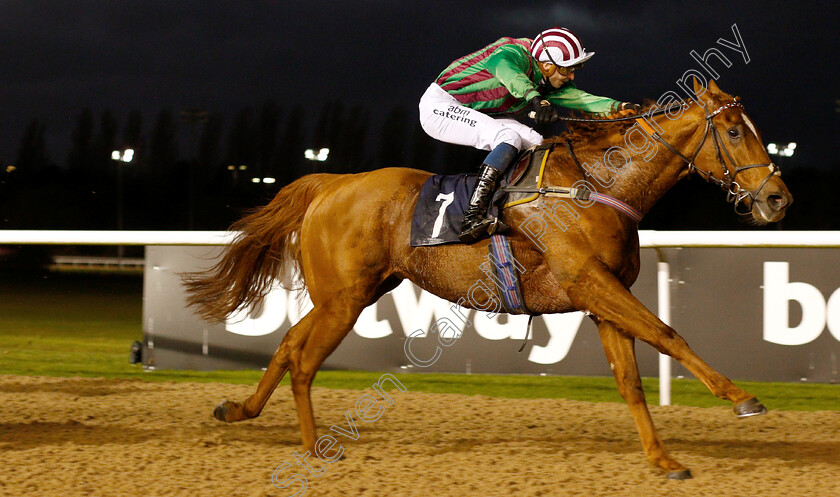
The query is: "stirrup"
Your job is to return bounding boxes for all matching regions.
[459,216,508,243]
[487,218,509,235]
[459,220,491,243]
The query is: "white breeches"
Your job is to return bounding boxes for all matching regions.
[418,83,544,152]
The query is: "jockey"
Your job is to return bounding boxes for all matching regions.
[419,27,640,243]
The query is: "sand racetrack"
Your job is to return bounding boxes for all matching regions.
[0,375,838,497]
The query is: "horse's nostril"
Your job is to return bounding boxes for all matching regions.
[767,194,788,210]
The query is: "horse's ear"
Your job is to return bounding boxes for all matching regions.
[692,76,705,94]
[708,79,721,94]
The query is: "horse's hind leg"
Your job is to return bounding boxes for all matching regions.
[215,286,372,455]
[597,320,691,479]
[286,289,369,455]
[213,306,318,423]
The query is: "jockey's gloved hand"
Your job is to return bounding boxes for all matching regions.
[619,102,642,113]
[530,97,560,125]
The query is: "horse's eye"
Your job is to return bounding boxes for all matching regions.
[728,128,740,139]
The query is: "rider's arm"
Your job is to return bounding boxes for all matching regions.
[547,83,620,115]
[483,45,542,103]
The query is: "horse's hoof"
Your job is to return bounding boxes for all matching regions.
[733,398,767,418]
[213,401,230,422]
[667,469,692,480]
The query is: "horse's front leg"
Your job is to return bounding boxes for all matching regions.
[564,259,766,415]
[596,319,691,479]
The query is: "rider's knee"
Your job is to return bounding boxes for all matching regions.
[492,128,523,151]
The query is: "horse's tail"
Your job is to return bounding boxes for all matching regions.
[183,174,331,322]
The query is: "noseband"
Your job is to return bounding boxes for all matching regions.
[646,98,779,215]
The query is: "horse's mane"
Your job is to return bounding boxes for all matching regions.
[554,99,660,146]
[554,91,738,147]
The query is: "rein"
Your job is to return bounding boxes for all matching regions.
[505,97,778,224]
[553,98,778,215]
[554,102,681,123]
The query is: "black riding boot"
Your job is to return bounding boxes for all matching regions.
[459,165,508,243]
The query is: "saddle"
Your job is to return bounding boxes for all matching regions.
[409,145,563,247]
[408,147,562,318]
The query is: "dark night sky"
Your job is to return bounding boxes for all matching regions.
[1,0,838,171]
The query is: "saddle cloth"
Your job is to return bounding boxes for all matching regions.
[409,173,477,246]
[409,146,551,247]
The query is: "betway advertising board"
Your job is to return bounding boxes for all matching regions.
[142,246,840,382]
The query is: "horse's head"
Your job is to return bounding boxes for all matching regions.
[679,79,793,224]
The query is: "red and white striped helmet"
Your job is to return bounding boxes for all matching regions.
[530,27,595,67]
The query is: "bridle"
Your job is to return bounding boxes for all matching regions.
[554,97,779,215]
[522,93,782,222]
[639,98,780,215]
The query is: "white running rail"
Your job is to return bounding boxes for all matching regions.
[3,229,840,247]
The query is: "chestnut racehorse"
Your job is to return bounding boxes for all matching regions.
[184,80,792,479]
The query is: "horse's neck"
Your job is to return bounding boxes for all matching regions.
[576,115,703,216]
[607,148,687,216]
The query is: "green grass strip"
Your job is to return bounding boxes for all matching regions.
[2,272,838,412]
